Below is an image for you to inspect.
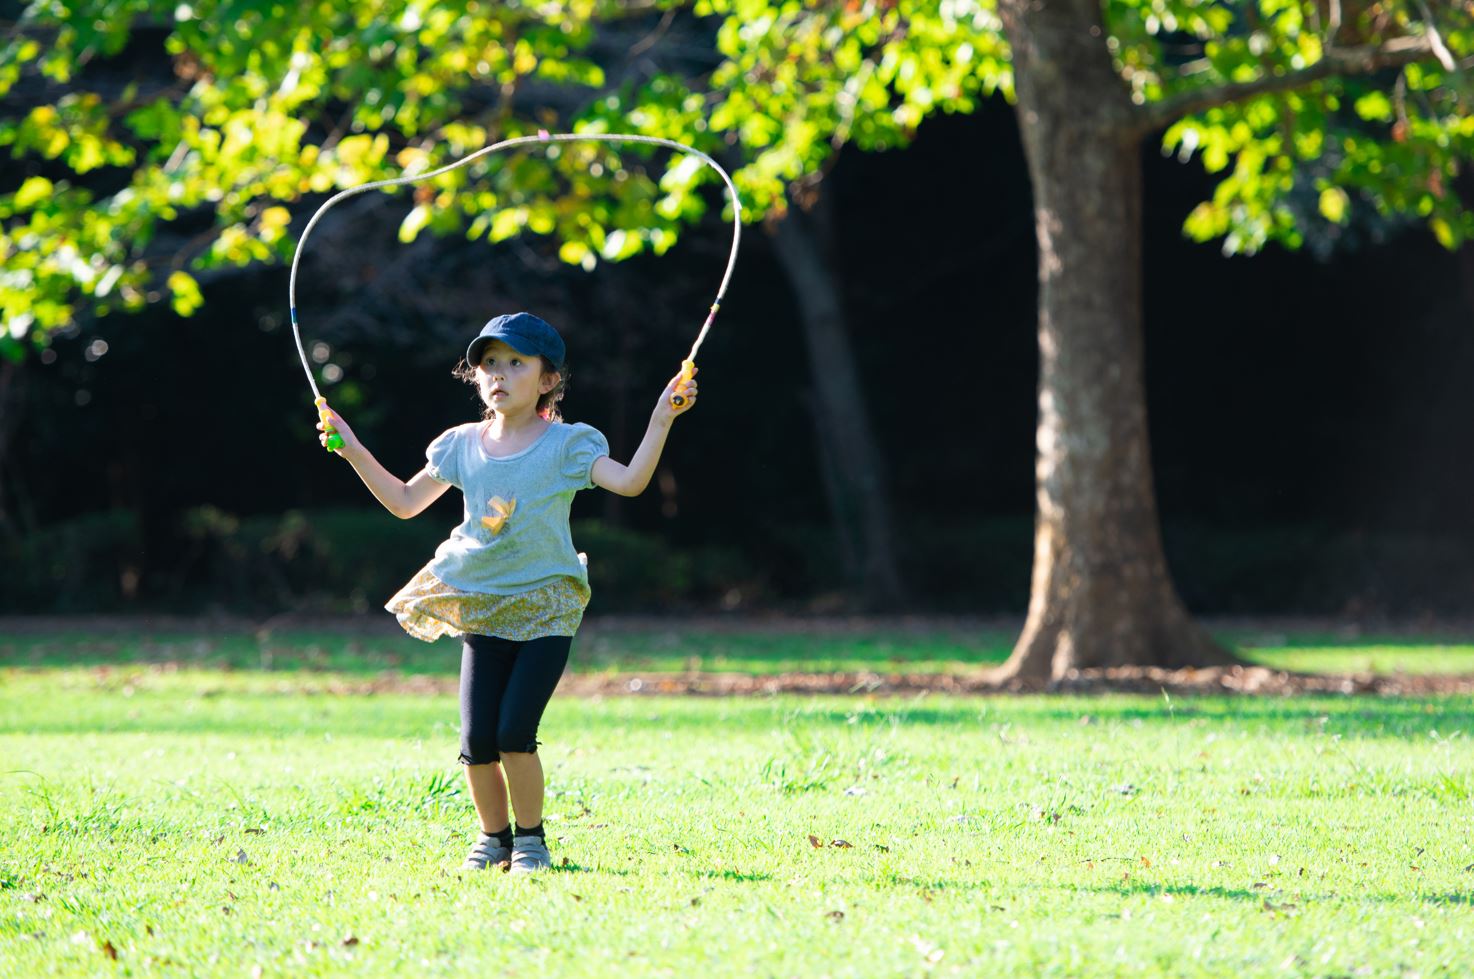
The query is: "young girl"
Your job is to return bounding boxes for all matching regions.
[316,311,697,874]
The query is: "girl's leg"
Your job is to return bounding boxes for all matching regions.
[458,635,518,834]
[494,635,572,830]
[464,765,510,835]
[498,753,546,829]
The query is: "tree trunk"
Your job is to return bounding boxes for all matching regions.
[0,359,27,541]
[769,193,906,609]
[994,0,1237,681]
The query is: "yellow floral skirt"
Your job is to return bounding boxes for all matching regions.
[385,567,590,643]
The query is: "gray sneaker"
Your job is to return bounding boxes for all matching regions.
[508,834,552,874]
[463,833,512,871]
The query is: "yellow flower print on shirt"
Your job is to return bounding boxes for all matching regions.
[481,496,516,535]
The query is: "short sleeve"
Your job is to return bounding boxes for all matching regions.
[424,427,463,487]
[561,423,609,490]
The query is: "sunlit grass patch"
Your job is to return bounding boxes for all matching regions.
[2,669,1472,977]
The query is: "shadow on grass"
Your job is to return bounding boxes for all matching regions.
[6,692,1472,740]
[782,699,1474,738]
[865,873,998,893]
[450,860,632,879]
[696,869,774,883]
[1011,702,1474,738]
[1076,879,1474,907]
[548,860,633,877]
[0,629,1017,677]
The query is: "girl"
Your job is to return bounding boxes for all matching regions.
[316,310,697,874]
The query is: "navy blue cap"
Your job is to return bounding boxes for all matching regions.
[466,312,566,370]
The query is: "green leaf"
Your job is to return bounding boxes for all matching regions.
[559,239,597,271]
[1354,92,1393,123]
[1318,187,1349,224]
[167,270,204,317]
[489,209,525,243]
[398,205,432,243]
[599,228,644,261]
[1431,217,1457,249]
[13,177,54,211]
[258,206,292,243]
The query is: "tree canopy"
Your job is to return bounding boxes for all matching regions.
[6,1,1467,361]
[0,0,996,361]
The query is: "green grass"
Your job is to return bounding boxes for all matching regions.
[4,623,1474,676]
[1237,637,1474,677]
[2,640,1473,976]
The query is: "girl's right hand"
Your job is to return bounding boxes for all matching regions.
[316,405,361,455]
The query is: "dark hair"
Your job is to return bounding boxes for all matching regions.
[452,354,568,422]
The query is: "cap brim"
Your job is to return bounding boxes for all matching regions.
[466,332,540,366]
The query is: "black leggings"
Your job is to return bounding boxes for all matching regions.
[458,633,571,765]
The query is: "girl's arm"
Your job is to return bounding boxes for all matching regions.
[591,369,699,497]
[318,408,452,519]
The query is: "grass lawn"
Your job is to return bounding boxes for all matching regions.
[2,626,1473,976]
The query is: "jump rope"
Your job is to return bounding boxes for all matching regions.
[288,130,743,451]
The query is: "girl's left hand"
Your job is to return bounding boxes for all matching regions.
[656,368,698,421]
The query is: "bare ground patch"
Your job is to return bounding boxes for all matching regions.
[85,663,1474,697]
[552,664,1474,697]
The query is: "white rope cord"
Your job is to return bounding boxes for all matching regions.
[288,130,743,403]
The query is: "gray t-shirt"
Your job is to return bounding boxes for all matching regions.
[422,420,609,595]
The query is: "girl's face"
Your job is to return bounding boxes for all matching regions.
[476,339,558,415]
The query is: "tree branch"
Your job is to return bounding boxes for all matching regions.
[1325,0,1343,46]
[1138,34,1457,133]
[1413,0,1460,73]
